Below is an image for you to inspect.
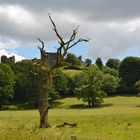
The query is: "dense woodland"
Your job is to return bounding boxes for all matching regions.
[0,55,140,109]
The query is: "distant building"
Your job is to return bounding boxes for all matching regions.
[41,52,58,66]
[41,52,83,66]
[1,55,15,64]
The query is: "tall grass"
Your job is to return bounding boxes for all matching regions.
[0,96,140,140]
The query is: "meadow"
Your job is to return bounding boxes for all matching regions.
[0,96,140,140]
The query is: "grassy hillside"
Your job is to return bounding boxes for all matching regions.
[63,69,82,77]
[0,96,140,140]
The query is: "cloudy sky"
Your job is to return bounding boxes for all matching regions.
[0,0,140,62]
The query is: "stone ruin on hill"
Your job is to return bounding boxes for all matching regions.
[0,52,83,66]
[41,52,58,66]
[41,52,83,66]
[1,55,15,63]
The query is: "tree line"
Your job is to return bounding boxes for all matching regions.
[0,56,140,108]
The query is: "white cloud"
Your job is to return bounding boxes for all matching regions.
[0,5,35,25]
[0,0,140,61]
[0,37,18,49]
[75,18,140,60]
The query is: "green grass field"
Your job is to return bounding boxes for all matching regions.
[0,96,140,140]
[63,69,82,77]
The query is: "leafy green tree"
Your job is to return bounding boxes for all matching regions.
[75,66,106,107]
[119,57,140,87]
[135,80,140,94]
[65,53,80,65]
[52,68,69,96]
[12,60,60,103]
[95,57,103,69]
[49,85,60,103]
[85,58,92,66]
[0,64,15,107]
[102,74,120,94]
[12,60,36,102]
[103,66,119,77]
[67,76,75,96]
[106,58,120,69]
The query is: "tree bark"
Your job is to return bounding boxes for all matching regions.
[37,70,52,128]
[37,38,52,128]
[38,84,50,128]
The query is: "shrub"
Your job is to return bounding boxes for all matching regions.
[52,68,69,97]
[102,74,120,95]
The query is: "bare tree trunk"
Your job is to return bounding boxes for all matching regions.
[38,84,50,128]
[37,70,52,128]
[37,39,52,128]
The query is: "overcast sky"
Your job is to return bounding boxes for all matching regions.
[0,0,140,62]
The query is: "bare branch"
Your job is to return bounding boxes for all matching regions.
[37,37,45,50]
[64,26,79,49]
[48,14,89,67]
[67,38,90,50]
[37,38,47,63]
[65,26,79,45]
[48,14,64,45]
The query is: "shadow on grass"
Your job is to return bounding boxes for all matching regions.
[136,105,140,107]
[105,94,138,98]
[69,103,87,109]
[94,103,113,109]
[0,100,64,111]
[0,101,114,111]
[50,101,63,108]
[0,102,38,111]
[16,102,38,109]
[118,94,138,97]
[69,103,113,109]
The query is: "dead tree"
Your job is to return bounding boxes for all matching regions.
[48,15,89,66]
[37,15,89,128]
[36,38,51,128]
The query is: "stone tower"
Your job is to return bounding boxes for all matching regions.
[41,52,58,66]
[1,55,15,63]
